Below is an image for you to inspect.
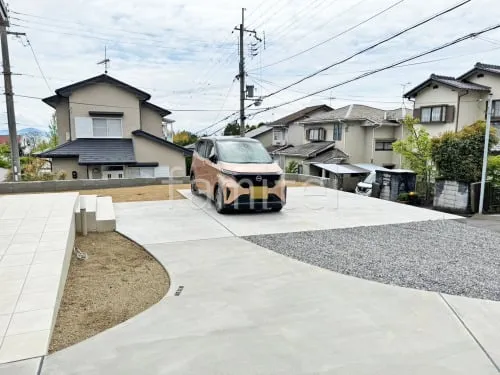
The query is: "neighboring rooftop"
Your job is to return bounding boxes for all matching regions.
[42,74,171,117]
[404,73,491,98]
[304,104,406,125]
[245,125,272,138]
[270,105,333,126]
[458,62,500,80]
[305,148,349,164]
[273,141,335,157]
[38,138,136,165]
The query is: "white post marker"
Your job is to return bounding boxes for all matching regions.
[479,93,493,215]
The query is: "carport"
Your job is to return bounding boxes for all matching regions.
[312,163,370,191]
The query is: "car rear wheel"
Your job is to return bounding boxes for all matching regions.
[190,174,200,196]
[214,185,228,214]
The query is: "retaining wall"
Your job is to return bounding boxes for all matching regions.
[0,176,191,195]
[433,180,470,214]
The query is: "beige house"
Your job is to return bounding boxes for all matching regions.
[274,104,407,176]
[267,105,334,151]
[404,63,500,146]
[39,74,192,179]
[244,125,273,148]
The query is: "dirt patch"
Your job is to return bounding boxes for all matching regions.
[77,184,190,202]
[49,232,169,353]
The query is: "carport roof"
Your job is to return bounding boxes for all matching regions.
[313,163,370,175]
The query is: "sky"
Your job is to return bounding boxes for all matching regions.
[2,0,500,135]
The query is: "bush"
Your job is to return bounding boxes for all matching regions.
[488,155,500,186]
[431,121,498,183]
[397,193,409,202]
[285,160,299,173]
[57,170,67,180]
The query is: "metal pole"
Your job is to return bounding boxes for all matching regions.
[479,93,493,214]
[239,8,245,137]
[1,26,21,181]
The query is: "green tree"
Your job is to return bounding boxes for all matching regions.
[431,121,498,183]
[487,155,500,186]
[48,112,58,147]
[0,143,10,168]
[223,122,241,136]
[392,116,434,202]
[173,130,198,146]
[285,160,299,174]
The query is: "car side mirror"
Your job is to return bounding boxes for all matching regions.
[209,155,218,164]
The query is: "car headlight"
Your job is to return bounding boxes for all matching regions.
[220,169,236,177]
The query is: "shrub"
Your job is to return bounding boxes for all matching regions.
[431,121,498,183]
[57,170,67,180]
[397,192,409,202]
[285,160,299,174]
[488,155,500,186]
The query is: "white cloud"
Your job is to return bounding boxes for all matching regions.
[2,0,500,135]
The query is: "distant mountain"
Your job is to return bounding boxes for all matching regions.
[0,128,48,136]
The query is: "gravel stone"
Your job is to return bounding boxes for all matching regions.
[244,220,500,301]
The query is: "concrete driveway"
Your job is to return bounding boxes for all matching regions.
[33,188,499,374]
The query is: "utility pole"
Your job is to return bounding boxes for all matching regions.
[234,8,261,137]
[0,26,24,182]
[479,93,493,214]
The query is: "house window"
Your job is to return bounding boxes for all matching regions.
[92,118,122,137]
[306,127,326,141]
[333,124,342,141]
[420,106,446,123]
[492,100,500,118]
[375,140,395,151]
[273,129,284,141]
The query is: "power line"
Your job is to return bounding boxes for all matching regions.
[261,0,472,100]
[25,37,51,92]
[247,22,500,120]
[13,94,263,112]
[252,0,407,71]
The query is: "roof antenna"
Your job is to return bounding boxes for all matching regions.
[97,46,110,74]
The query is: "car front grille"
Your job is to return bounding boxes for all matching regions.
[233,174,281,188]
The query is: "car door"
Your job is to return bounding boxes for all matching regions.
[193,140,208,193]
[204,140,218,199]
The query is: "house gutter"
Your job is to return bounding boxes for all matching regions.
[455,90,468,133]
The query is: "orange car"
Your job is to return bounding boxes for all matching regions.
[190,136,286,213]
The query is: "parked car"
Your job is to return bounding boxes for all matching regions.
[355,171,377,196]
[190,136,286,213]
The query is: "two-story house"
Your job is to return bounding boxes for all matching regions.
[38,74,192,179]
[274,104,407,176]
[267,105,333,151]
[404,63,500,147]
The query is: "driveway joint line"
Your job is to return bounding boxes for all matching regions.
[187,196,238,237]
[36,356,45,375]
[438,293,500,373]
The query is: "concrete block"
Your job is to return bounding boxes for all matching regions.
[96,196,115,232]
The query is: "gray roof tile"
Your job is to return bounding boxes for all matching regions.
[274,141,335,157]
[270,105,333,126]
[38,138,136,165]
[304,104,406,124]
[305,148,349,164]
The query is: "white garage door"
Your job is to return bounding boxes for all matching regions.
[154,166,170,178]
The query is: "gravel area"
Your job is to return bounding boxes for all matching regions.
[244,220,500,301]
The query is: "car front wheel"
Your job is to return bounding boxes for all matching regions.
[190,174,200,196]
[214,185,228,214]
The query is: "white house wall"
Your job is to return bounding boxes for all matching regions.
[69,83,141,139]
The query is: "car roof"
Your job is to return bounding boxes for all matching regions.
[199,136,259,143]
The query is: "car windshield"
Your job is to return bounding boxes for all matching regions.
[217,140,272,164]
[363,172,376,184]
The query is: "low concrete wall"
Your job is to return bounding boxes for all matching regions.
[433,180,470,214]
[1,174,336,195]
[0,176,191,195]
